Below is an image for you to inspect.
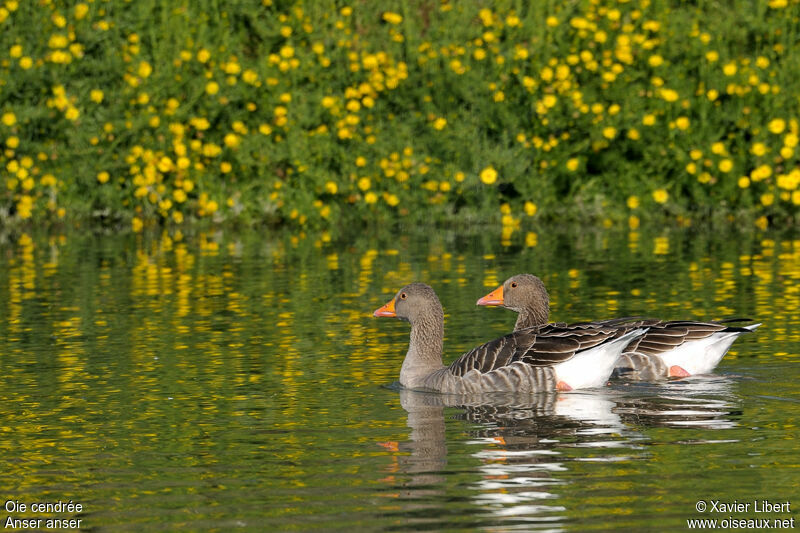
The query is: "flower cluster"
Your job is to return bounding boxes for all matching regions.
[0,0,798,231]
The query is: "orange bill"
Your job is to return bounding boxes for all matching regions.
[476,284,504,306]
[373,296,397,317]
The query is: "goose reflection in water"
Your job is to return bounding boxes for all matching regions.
[378,377,743,528]
[377,388,635,529]
[614,375,742,430]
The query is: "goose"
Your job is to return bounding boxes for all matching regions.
[373,282,647,393]
[476,274,761,379]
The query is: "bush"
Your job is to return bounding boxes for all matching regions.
[0,0,798,231]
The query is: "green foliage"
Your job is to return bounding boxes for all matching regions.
[0,0,798,231]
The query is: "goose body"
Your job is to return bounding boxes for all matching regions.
[374,283,646,394]
[477,274,760,379]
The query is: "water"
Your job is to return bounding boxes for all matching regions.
[0,225,798,531]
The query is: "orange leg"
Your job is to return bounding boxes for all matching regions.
[669,365,691,378]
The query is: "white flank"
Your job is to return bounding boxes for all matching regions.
[659,323,761,375]
[554,328,648,389]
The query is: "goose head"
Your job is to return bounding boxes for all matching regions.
[477,274,550,328]
[374,282,444,324]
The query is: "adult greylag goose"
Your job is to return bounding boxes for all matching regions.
[476,274,760,379]
[373,283,647,393]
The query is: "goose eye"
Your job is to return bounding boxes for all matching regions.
[400,293,407,299]
[510,282,517,288]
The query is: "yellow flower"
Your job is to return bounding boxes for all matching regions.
[722,62,737,76]
[220,161,232,173]
[432,117,447,130]
[642,114,656,126]
[357,177,371,191]
[686,162,697,174]
[546,16,559,27]
[132,217,143,232]
[652,189,669,204]
[524,201,537,216]
[706,50,719,62]
[751,142,768,156]
[751,165,772,181]
[711,141,726,155]
[97,171,110,183]
[137,61,152,78]
[382,12,403,25]
[48,34,68,49]
[602,127,617,140]
[760,193,774,206]
[364,192,378,204]
[206,200,219,213]
[16,196,33,219]
[384,193,400,206]
[718,159,733,173]
[242,69,258,85]
[648,55,663,67]
[19,57,32,69]
[627,195,640,209]
[10,44,22,58]
[197,48,211,63]
[738,176,750,188]
[173,189,187,202]
[90,89,104,103]
[768,118,786,134]
[659,88,679,102]
[566,158,579,171]
[74,3,89,19]
[206,81,219,95]
[2,112,17,126]
[325,181,338,194]
[223,133,240,148]
[479,166,498,185]
[675,116,690,130]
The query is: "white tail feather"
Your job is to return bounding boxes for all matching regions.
[660,324,760,375]
[555,328,648,389]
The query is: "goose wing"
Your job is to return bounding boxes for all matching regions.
[624,320,755,356]
[447,329,577,377]
[447,324,629,377]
